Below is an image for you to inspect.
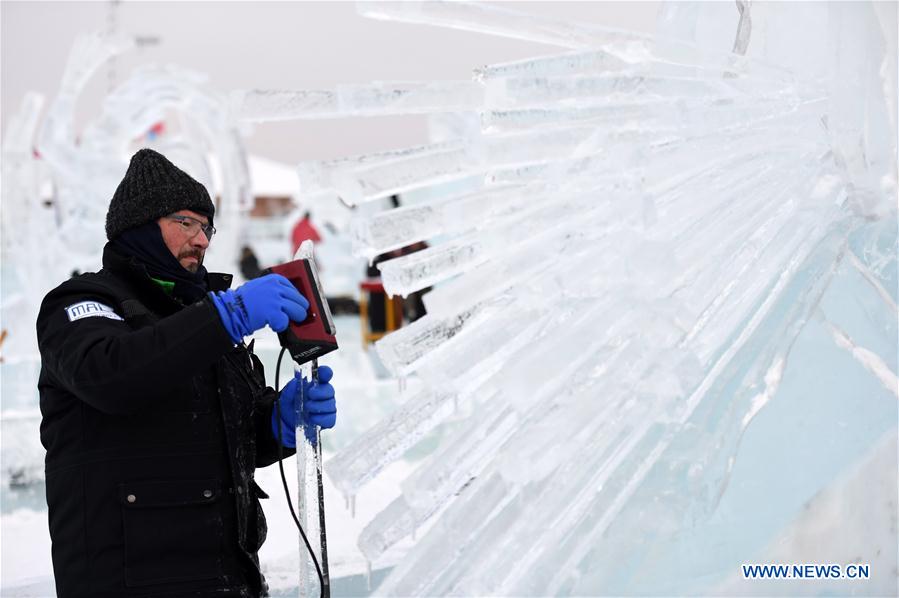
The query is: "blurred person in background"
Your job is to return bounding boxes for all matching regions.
[36,149,337,598]
[290,210,321,256]
[239,244,263,280]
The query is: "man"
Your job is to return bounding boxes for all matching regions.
[37,148,336,597]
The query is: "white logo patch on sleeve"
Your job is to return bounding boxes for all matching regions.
[65,301,124,322]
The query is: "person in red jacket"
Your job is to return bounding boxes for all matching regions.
[291,211,322,255]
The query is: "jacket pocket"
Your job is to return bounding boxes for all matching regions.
[120,478,224,587]
[250,479,269,500]
[249,480,269,552]
[226,347,267,394]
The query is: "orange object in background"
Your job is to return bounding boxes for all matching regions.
[359,280,403,347]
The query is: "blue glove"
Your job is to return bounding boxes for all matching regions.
[272,365,336,448]
[210,274,309,343]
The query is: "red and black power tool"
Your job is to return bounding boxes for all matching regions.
[266,257,338,366]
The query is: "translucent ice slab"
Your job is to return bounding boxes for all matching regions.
[232,81,482,122]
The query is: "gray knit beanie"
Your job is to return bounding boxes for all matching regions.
[105,148,215,240]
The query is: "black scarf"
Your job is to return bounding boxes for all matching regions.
[111,222,209,304]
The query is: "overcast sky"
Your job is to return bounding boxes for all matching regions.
[1,1,661,163]
[3,2,895,166]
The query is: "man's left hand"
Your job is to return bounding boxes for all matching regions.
[272,365,336,448]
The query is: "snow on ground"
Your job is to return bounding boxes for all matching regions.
[0,508,53,591]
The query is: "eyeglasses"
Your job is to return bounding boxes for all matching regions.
[166,214,216,241]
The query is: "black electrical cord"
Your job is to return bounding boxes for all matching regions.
[275,346,325,598]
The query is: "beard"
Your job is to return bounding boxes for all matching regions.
[178,249,204,273]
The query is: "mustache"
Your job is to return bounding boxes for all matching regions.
[178,249,204,263]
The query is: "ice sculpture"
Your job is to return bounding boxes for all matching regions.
[318,2,897,595]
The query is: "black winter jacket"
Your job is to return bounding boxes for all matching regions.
[37,244,293,597]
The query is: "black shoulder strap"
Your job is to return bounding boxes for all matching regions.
[120,299,159,326]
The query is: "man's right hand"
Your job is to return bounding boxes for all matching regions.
[210,274,309,343]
